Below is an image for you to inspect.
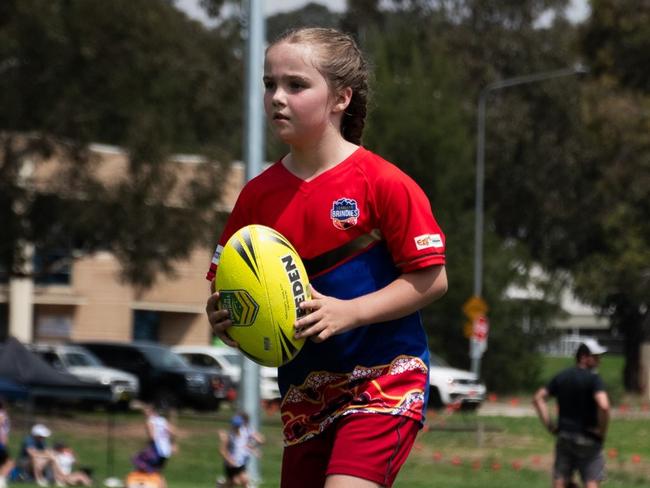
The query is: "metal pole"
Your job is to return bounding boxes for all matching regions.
[472,66,587,377]
[244,0,265,183]
[241,0,265,485]
[473,90,487,299]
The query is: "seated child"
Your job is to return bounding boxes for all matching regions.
[52,443,92,487]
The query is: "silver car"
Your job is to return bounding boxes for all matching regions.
[28,343,139,406]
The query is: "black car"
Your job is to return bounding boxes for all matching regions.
[75,341,232,411]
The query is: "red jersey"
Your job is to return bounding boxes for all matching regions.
[207,147,446,445]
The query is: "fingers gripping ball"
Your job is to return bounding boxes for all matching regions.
[214,225,309,367]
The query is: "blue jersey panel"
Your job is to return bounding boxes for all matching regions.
[278,243,430,397]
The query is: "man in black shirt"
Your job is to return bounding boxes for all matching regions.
[533,338,610,488]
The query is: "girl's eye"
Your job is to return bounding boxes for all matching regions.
[263,80,275,90]
[289,81,306,90]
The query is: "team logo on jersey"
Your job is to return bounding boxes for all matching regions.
[330,198,359,230]
[414,233,443,250]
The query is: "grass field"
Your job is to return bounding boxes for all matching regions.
[7,403,650,488]
[7,354,647,487]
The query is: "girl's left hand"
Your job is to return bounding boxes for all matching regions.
[294,286,358,342]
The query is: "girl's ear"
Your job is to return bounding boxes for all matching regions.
[332,86,353,113]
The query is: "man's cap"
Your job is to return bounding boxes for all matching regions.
[31,424,51,438]
[577,338,607,356]
[231,415,244,428]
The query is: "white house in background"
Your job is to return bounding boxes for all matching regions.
[504,265,613,356]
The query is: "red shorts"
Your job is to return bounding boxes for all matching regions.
[281,413,420,488]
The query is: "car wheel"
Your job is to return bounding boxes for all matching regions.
[113,399,131,412]
[428,387,444,409]
[195,399,221,412]
[154,389,179,411]
[460,402,481,412]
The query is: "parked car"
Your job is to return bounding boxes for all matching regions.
[172,345,281,401]
[75,341,232,411]
[428,352,486,410]
[27,343,139,408]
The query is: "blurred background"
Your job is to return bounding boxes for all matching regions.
[1,0,649,408]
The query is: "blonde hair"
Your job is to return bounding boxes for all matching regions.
[269,27,369,145]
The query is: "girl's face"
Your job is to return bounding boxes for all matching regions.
[263,41,340,147]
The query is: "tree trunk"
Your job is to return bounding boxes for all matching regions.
[640,313,650,400]
[623,329,641,392]
[619,302,645,392]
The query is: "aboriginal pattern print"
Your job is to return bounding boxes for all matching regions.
[280,356,428,446]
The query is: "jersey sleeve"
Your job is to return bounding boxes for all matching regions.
[205,185,253,282]
[373,166,445,273]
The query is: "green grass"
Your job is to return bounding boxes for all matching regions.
[8,355,641,487]
[7,404,650,488]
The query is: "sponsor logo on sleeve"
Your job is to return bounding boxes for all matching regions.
[330,198,360,230]
[414,234,443,250]
[211,245,224,265]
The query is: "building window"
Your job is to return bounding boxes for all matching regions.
[133,310,160,341]
[33,249,72,285]
[36,314,73,340]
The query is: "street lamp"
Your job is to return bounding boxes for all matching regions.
[471,65,588,375]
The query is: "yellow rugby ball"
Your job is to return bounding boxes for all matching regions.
[214,225,309,367]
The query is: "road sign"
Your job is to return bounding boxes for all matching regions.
[463,321,474,339]
[463,295,488,320]
[472,315,489,342]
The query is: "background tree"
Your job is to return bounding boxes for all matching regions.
[0,0,244,288]
[569,0,650,391]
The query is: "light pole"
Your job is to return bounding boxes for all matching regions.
[241,0,264,485]
[471,65,587,375]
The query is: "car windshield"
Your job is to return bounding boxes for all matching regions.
[429,352,450,368]
[142,346,189,369]
[63,350,103,367]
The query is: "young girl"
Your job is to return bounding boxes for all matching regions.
[217,413,265,488]
[132,404,176,485]
[206,27,448,488]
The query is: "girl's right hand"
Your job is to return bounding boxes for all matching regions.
[205,291,238,347]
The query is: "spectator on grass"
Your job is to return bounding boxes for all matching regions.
[533,338,611,488]
[18,423,66,487]
[0,399,14,488]
[52,442,92,487]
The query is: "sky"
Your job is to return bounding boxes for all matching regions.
[176,0,591,24]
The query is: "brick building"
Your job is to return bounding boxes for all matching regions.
[0,143,245,346]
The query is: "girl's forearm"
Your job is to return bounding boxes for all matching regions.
[352,265,447,327]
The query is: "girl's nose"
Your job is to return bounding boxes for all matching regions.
[270,87,286,107]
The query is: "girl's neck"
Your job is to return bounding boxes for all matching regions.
[283,136,359,181]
